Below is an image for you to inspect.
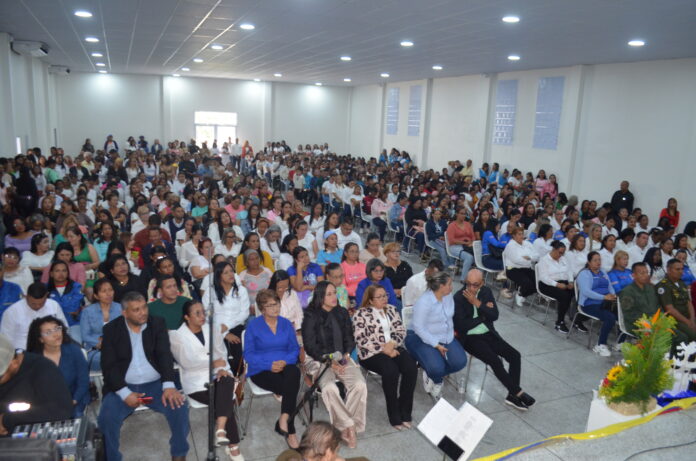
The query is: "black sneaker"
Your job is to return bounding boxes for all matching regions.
[519,392,536,407]
[505,393,529,411]
[573,322,589,333]
[554,321,569,334]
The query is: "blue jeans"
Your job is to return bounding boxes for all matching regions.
[87,349,102,372]
[98,380,190,461]
[405,331,467,384]
[373,217,387,241]
[431,239,454,265]
[482,254,504,271]
[581,302,617,345]
[449,245,475,281]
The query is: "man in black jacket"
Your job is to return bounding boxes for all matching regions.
[610,181,634,214]
[97,292,189,461]
[453,269,535,411]
[0,333,72,434]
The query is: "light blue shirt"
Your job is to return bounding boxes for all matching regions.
[116,319,174,400]
[576,269,615,307]
[412,290,455,347]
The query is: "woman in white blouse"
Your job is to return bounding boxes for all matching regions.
[502,227,538,307]
[202,261,251,376]
[599,235,617,274]
[566,234,589,279]
[169,300,244,461]
[189,237,214,281]
[214,229,242,259]
[260,225,282,262]
[304,203,325,237]
[20,233,54,276]
[602,216,619,239]
[178,224,204,270]
[269,270,304,340]
[532,224,554,259]
[295,220,318,262]
[588,224,603,253]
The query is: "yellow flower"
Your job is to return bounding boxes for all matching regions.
[607,365,623,382]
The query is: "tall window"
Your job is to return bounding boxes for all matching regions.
[492,79,518,145]
[533,77,565,150]
[408,85,422,136]
[385,88,400,135]
[194,111,237,146]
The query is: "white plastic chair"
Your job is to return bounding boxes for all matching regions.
[444,233,461,267]
[386,217,398,242]
[533,264,558,325]
[240,330,274,436]
[567,281,601,348]
[422,228,438,262]
[402,215,416,254]
[473,240,502,283]
[401,305,414,331]
[616,298,637,339]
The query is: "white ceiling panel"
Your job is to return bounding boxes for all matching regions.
[0,0,694,85]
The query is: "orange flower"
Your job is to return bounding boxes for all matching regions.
[668,328,675,335]
[641,321,651,329]
[651,309,661,325]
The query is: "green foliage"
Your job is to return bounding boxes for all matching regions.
[598,310,676,413]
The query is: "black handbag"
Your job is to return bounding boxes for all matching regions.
[488,245,504,259]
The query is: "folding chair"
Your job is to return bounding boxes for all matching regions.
[402,215,416,254]
[567,283,600,348]
[444,233,461,272]
[422,228,438,262]
[473,240,503,284]
[533,264,557,325]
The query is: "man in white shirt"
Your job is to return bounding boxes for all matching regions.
[628,232,650,266]
[402,259,444,309]
[336,218,362,250]
[537,241,576,334]
[0,283,67,349]
[230,138,242,170]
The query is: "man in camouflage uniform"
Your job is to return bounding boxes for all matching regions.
[619,262,659,335]
[656,259,696,347]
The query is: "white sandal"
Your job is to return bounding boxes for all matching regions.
[226,445,245,461]
[215,429,230,446]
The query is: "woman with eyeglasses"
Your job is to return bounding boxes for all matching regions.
[26,316,90,417]
[244,290,301,449]
[170,300,244,460]
[353,284,416,430]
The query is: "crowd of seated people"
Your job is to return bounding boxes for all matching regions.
[0,136,694,460]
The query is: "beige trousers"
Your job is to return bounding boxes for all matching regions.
[305,356,367,432]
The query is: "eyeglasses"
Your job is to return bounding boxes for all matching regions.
[41,326,63,337]
[263,302,280,309]
[372,267,384,273]
[373,294,388,299]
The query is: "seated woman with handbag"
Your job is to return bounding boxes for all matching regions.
[170,300,244,461]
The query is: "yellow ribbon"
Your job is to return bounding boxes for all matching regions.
[473,397,696,461]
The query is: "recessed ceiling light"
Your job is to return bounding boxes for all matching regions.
[380,73,390,78]
[91,52,103,57]
[432,65,443,70]
[400,40,414,47]
[95,62,105,67]
[343,78,352,82]
[253,78,261,82]
[172,74,180,77]
[193,58,204,63]
[502,16,520,23]
[274,73,282,77]
[507,54,521,61]
[98,70,107,74]
[211,44,223,50]
[340,56,352,61]
[315,82,322,86]
[85,37,99,43]
[181,67,190,71]
[74,10,93,18]
[628,39,645,47]
[240,23,255,30]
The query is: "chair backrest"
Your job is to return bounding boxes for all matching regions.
[616,297,636,338]
[444,232,457,259]
[402,215,411,236]
[401,305,414,331]
[473,240,484,267]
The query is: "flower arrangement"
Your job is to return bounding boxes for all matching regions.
[598,309,676,414]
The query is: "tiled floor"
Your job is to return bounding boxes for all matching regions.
[106,252,694,460]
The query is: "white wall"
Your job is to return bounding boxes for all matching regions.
[347,85,382,157]
[272,83,352,154]
[53,73,350,154]
[426,74,490,171]
[574,58,696,227]
[0,32,56,156]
